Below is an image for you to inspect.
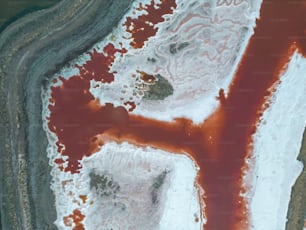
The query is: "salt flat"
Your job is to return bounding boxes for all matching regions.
[41,0,306,229]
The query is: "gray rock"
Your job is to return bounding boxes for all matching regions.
[143,74,174,101]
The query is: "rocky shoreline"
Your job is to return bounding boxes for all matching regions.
[0,0,132,229]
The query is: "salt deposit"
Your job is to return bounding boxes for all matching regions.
[248,51,306,230]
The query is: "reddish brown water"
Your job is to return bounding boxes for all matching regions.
[123,0,177,48]
[75,44,127,83]
[47,0,306,229]
[63,209,85,230]
[123,101,136,112]
[139,71,156,84]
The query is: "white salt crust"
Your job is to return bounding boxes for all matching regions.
[249,51,306,230]
[45,0,306,229]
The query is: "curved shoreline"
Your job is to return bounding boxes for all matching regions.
[0,0,132,229]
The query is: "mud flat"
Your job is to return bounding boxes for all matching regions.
[0,0,132,229]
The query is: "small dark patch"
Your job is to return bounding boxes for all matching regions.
[242,26,249,33]
[89,172,120,197]
[147,57,157,63]
[42,76,52,91]
[151,170,168,204]
[169,42,189,54]
[143,74,173,100]
[113,202,126,211]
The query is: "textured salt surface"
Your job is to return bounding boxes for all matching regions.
[90,0,262,124]
[45,0,263,124]
[249,51,306,230]
[47,141,202,229]
[84,143,201,230]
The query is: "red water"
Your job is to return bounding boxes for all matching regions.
[123,101,136,112]
[123,0,177,48]
[63,209,85,230]
[47,0,306,229]
[75,44,127,83]
[138,71,156,84]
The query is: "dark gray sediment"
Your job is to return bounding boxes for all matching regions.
[286,128,306,230]
[143,74,174,100]
[0,1,60,33]
[0,0,132,229]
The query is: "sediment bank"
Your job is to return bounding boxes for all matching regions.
[286,128,306,230]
